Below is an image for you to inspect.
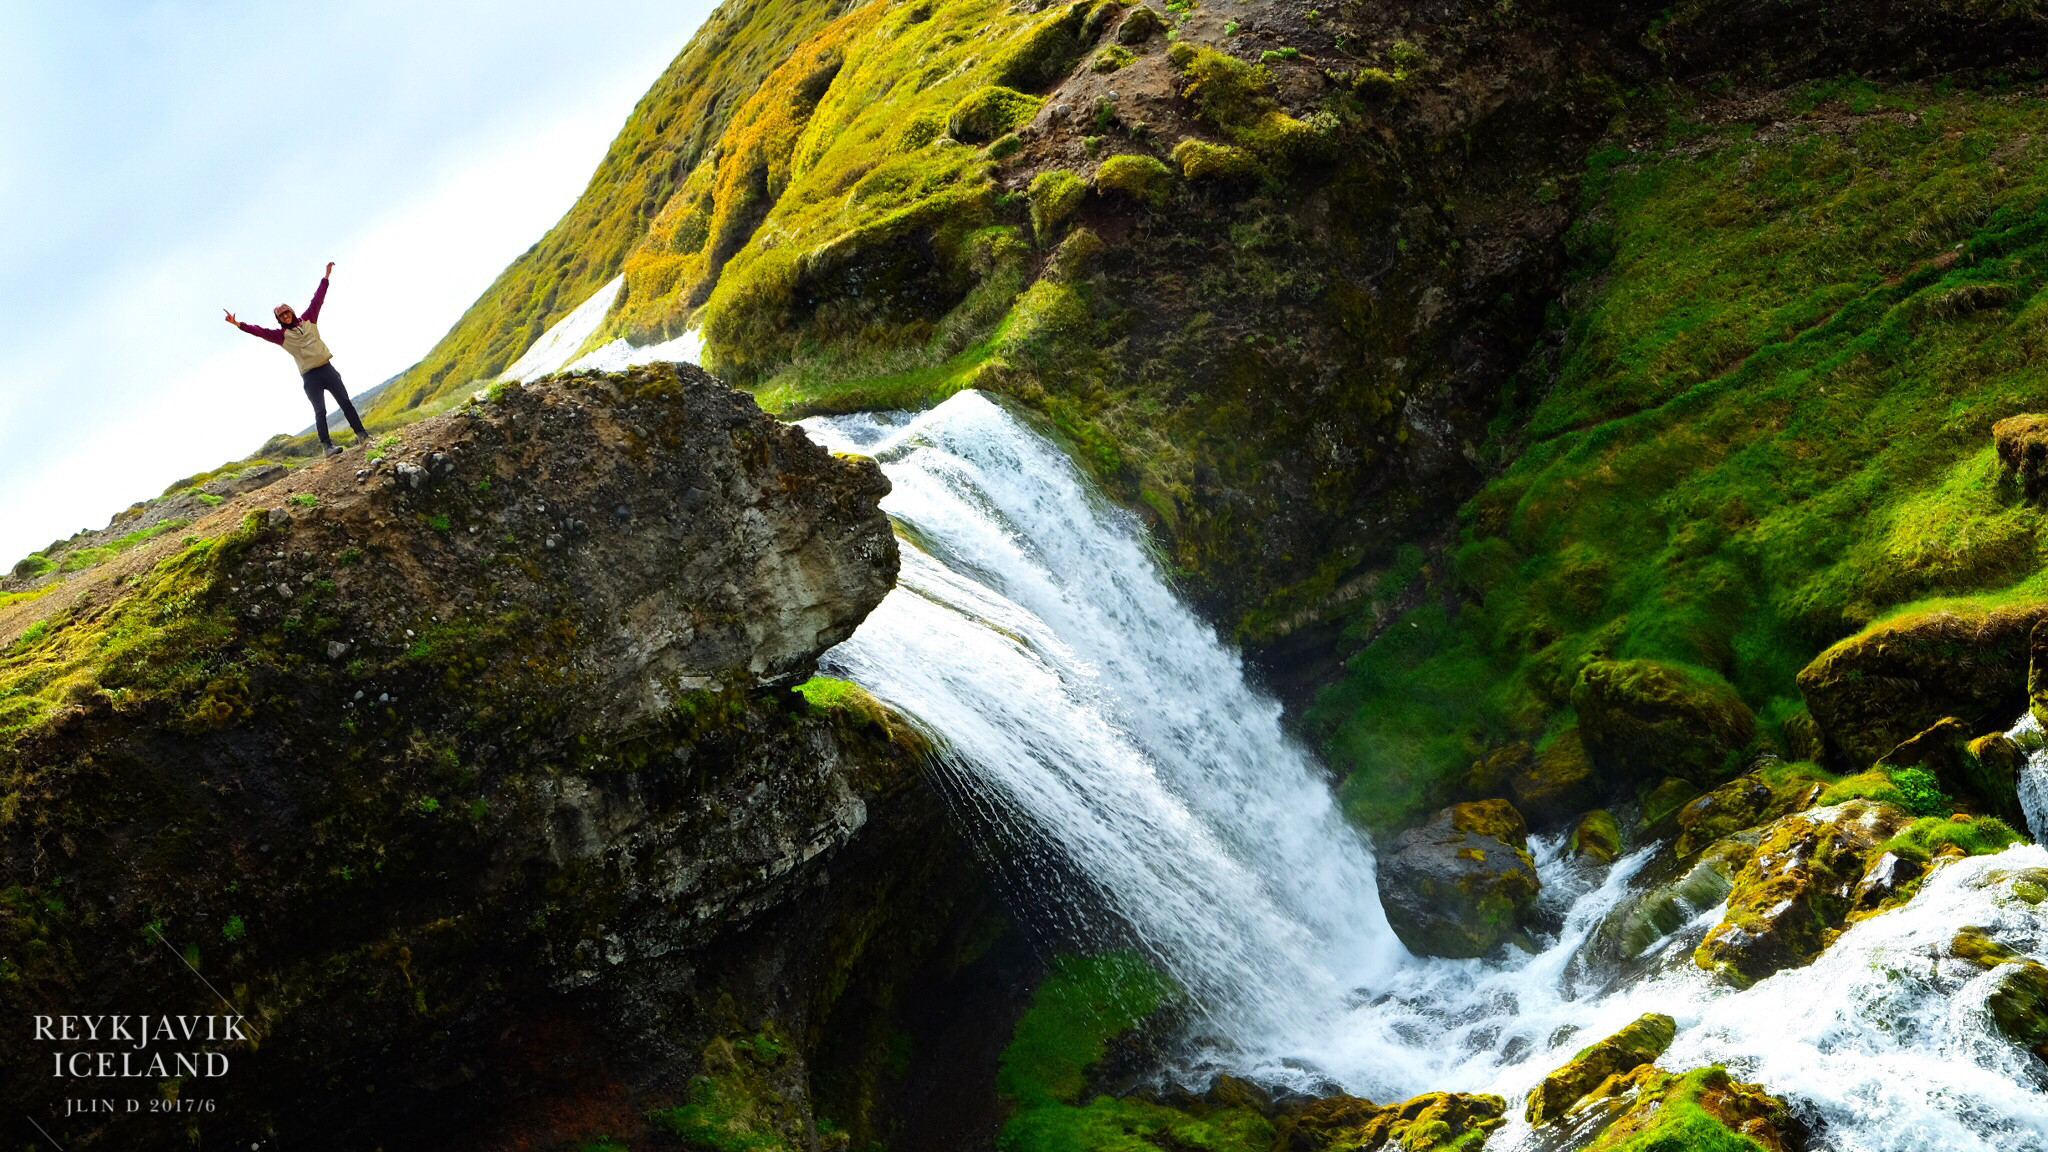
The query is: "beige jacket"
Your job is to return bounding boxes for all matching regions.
[282,321,334,375]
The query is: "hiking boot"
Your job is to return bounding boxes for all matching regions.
[325,444,343,457]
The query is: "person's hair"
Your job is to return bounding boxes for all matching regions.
[275,304,291,313]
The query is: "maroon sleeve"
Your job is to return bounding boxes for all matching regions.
[237,321,286,345]
[303,276,329,323]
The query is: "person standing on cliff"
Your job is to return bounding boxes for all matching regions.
[225,262,368,457]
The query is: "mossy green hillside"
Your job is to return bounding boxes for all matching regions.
[1316,82,2048,830]
[367,0,854,415]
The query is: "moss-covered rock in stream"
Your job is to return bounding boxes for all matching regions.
[1956,926,2048,1061]
[1570,809,1622,864]
[1696,799,1917,986]
[1797,606,2047,768]
[1574,660,1756,789]
[1568,1065,1804,1152]
[1524,1012,1676,1127]
[0,366,997,1149]
[1675,764,1829,860]
[1376,799,1541,958]
[1275,1090,1507,1152]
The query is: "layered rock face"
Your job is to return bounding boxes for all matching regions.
[0,367,987,1149]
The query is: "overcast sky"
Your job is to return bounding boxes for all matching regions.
[0,0,716,565]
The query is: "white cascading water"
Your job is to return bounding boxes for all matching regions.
[801,393,1406,1044]
[801,389,2048,1151]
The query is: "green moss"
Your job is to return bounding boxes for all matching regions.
[998,951,1172,1108]
[951,85,1046,143]
[0,513,270,743]
[1170,139,1262,186]
[1586,1066,1789,1152]
[1094,154,1174,208]
[1094,44,1137,73]
[1879,813,2023,862]
[992,0,1113,92]
[1315,83,2048,830]
[1164,43,1329,165]
[51,517,196,574]
[1031,170,1089,240]
[996,952,1271,1152]
[650,1029,805,1152]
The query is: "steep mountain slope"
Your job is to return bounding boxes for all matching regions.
[369,0,857,412]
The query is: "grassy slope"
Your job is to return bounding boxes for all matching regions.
[366,0,854,417]
[1315,79,2048,829]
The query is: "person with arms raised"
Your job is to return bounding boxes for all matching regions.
[226,262,367,457]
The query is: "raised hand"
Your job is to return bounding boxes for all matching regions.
[224,309,238,325]
[325,261,335,276]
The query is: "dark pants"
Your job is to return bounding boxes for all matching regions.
[303,362,366,448]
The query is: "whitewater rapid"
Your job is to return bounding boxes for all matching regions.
[801,390,2048,1152]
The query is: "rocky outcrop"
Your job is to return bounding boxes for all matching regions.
[1797,606,2047,767]
[1376,799,1541,958]
[0,366,976,1149]
[1276,1090,1507,1152]
[1573,659,1756,789]
[1695,800,1917,986]
[1524,1012,1676,1126]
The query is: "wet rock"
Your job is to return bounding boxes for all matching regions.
[1276,1090,1506,1152]
[1988,960,2048,1061]
[1524,1012,1676,1126]
[1952,925,2024,968]
[1377,799,1542,958]
[1569,809,1622,864]
[1573,659,1755,788]
[1675,768,1825,859]
[1695,799,1917,986]
[1591,838,1754,965]
[1850,851,1924,913]
[1797,605,2048,767]
[1638,774,1705,836]
[1511,729,1600,828]
[1994,413,2048,499]
[1570,1064,1804,1152]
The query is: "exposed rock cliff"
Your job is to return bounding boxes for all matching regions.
[0,366,998,1149]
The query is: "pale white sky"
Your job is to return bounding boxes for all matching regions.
[0,0,717,565]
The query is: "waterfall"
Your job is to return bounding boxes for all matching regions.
[802,390,2048,1151]
[2011,712,2048,842]
[801,393,1403,1049]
